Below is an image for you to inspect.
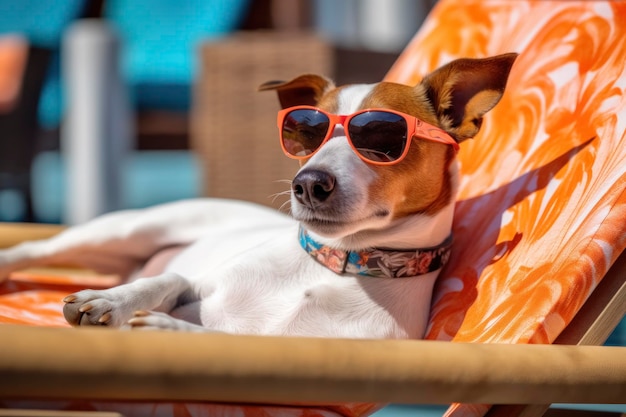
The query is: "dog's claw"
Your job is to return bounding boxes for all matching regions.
[98,312,112,324]
[127,311,150,327]
[63,295,77,303]
[78,304,93,313]
[127,318,141,326]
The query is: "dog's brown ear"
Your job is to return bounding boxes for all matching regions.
[419,53,518,142]
[259,74,335,109]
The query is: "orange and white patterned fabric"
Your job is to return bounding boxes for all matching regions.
[1,1,625,416]
[388,0,626,345]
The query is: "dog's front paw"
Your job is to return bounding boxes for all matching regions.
[63,290,131,327]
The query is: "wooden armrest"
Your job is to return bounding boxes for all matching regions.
[0,223,65,248]
[0,325,624,405]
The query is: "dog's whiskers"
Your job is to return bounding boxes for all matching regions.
[278,198,292,215]
[269,189,291,202]
[269,179,293,214]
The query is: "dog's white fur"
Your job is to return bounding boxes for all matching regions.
[0,54,517,339]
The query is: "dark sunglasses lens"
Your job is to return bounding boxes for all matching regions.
[348,112,408,163]
[281,109,330,157]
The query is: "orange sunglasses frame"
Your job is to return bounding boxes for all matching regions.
[277,105,459,166]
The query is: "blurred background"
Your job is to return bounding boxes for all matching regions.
[0,0,436,226]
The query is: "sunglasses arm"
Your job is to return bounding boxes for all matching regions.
[412,119,460,152]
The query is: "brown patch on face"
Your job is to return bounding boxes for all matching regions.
[315,86,344,114]
[360,82,457,218]
[369,141,455,218]
[361,82,440,126]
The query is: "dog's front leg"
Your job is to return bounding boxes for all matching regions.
[62,272,193,327]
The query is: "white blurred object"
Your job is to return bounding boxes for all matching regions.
[61,20,132,224]
[313,0,430,52]
[359,0,424,52]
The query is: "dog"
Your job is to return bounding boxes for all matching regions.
[0,53,516,339]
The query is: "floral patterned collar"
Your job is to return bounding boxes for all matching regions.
[298,226,453,278]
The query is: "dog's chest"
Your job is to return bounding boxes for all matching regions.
[163,223,434,339]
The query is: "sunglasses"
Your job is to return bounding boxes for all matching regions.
[277,105,459,166]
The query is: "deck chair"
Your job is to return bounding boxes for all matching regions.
[1,0,625,416]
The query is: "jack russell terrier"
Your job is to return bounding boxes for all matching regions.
[0,53,516,339]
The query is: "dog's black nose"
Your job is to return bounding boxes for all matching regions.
[292,169,336,209]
